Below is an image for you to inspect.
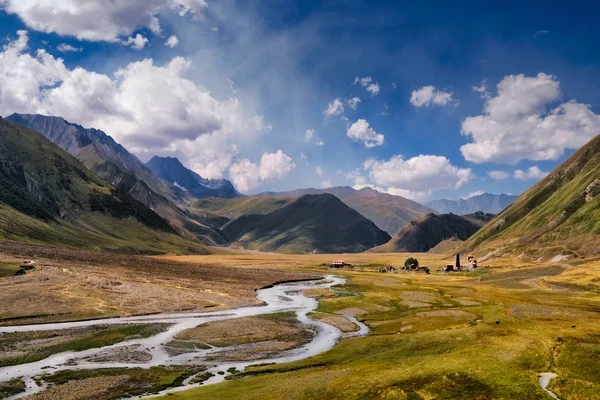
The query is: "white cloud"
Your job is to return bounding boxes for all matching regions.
[346,119,384,148]
[320,179,332,188]
[472,81,490,100]
[364,154,472,192]
[0,0,207,42]
[354,76,380,96]
[165,35,179,48]
[410,86,456,107]
[305,128,314,141]
[487,170,510,180]
[0,31,273,182]
[461,73,600,164]
[57,43,81,53]
[325,98,344,117]
[121,34,148,50]
[316,140,325,146]
[229,150,295,193]
[316,166,323,176]
[514,166,548,181]
[462,190,485,200]
[345,168,434,202]
[347,97,361,110]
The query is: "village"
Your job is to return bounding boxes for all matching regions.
[330,253,479,274]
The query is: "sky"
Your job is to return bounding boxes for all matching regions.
[1,0,600,201]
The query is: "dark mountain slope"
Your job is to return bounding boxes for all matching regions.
[6,113,226,245]
[222,194,391,253]
[0,117,207,254]
[374,213,487,253]
[146,156,240,199]
[260,186,434,235]
[427,193,518,215]
[463,134,600,259]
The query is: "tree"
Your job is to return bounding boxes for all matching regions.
[404,257,419,268]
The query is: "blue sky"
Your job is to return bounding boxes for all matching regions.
[1,0,599,200]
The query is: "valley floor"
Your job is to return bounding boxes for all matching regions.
[1,243,600,399]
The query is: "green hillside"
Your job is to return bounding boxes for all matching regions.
[0,117,207,254]
[463,134,600,259]
[221,194,391,253]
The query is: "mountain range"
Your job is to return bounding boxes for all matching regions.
[426,193,518,215]
[219,194,391,253]
[260,186,434,235]
[146,156,241,199]
[0,116,207,254]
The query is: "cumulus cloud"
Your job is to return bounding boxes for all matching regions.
[410,86,456,107]
[346,119,384,148]
[121,34,149,50]
[229,150,295,192]
[165,35,180,48]
[347,97,361,110]
[364,154,471,192]
[0,31,274,182]
[487,170,510,180]
[57,43,82,53]
[316,140,325,146]
[0,0,207,42]
[514,166,548,181]
[461,73,600,164]
[315,166,323,176]
[354,76,380,96]
[325,98,344,117]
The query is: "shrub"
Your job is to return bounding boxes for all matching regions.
[404,257,419,267]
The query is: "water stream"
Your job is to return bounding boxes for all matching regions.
[0,275,367,399]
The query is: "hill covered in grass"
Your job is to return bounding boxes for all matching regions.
[221,194,391,253]
[0,117,207,254]
[260,186,434,235]
[463,134,600,259]
[374,212,490,253]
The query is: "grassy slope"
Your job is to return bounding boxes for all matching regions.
[0,119,207,254]
[193,196,295,223]
[222,194,391,253]
[463,134,600,259]
[161,262,600,400]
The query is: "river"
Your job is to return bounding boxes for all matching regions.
[0,275,366,399]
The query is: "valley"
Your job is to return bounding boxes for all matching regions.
[1,243,599,399]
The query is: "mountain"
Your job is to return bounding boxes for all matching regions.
[6,114,227,245]
[463,134,600,259]
[0,116,207,254]
[374,212,491,253]
[426,193,518,215]
[146,156,241,199]
[259,186,434,235]
[219,194,391,253]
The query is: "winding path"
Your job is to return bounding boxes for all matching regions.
[0,275,367,399]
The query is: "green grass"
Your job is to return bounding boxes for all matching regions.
[0,378,25,398]
[158,269,600,400]
[0,261,21,277]
[0,324,165,367]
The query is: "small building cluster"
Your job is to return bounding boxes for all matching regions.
[442,253,478,272]
[329,260,354,269]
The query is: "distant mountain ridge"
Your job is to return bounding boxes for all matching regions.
[259,186,435,235]
[463,134,600,259]
[146,156,241,199]
[426,193,517,215]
